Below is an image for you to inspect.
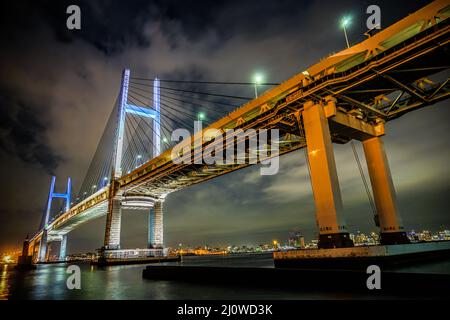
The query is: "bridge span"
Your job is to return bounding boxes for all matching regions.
[29,0,449,262]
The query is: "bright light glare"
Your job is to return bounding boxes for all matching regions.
[341,16,351,28]
[253,73,263,84]
[198,112,206,120]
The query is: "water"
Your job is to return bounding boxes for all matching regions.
[1,253,449,300]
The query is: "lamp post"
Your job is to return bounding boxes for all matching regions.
[341,16,352,48]
[273,240,279,251]
[135,154,142,168]
[253,73,263,98]
[179,243,183,263]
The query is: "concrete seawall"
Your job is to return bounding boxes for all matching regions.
[92,255,180,266]
[274,241,450,269]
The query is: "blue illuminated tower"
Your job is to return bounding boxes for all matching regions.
[38,176,71,262]
[113,69,161,178]
[105,69,162,251]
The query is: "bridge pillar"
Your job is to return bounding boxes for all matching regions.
[38,231,48,262]
[362,137,409,245]
[59,234,67,261]
[302,102,353,248]
[148,201,164,248]
[104,197,122,249]
[45,243,52,262]
[31,242,38,262]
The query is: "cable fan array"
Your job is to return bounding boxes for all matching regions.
[48,76,279,222]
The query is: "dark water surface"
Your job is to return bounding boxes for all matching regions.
[1,253,449,300]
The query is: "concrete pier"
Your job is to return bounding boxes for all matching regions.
[273,241,450,269]
[94,248,178,266]
[148,201,164,248]
[302,101,353,248]
[104,197,122,250]
[363,137,409,244]
[59,234,67,261]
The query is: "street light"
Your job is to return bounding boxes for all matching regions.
[253,73,263,98]
[197,112,206,122]
[135,154,143,168]
[273,240,279,250]
[340,16,352,48]
[179,243,183,263]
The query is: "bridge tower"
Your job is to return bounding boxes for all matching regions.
[104,69,162,252]
[113,69,161,179]
[38,176,71,262]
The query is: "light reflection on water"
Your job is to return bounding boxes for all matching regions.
[1,254,449,300]
[0,264,10,300]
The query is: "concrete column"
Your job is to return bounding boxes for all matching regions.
[362,137,409,244]
[103,197,122,249]
[31,243,38,262]
[38,230,48,262]
[302,102,353,248]
[45,243,51,262]
[59,234,67,261]
[148,207,154,249]
[149,201,163,248]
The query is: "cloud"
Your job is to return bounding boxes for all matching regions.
[0,93,63,174]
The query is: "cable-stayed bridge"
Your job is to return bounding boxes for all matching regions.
[28,0,449,262]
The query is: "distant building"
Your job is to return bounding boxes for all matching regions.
[16,235,35,269]
[288,231,305,249]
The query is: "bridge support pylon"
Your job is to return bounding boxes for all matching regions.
[302,101,353,249]
[37,176,72,262]
[362,137,409,245]
[38,230,48,262]
[148,201,164,249]
[59,234,68,261]
[103,197,122,250]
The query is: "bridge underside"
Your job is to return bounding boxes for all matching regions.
[119,19,449,198]
[49,201,108,237]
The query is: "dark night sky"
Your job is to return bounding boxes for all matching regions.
[0,0,448,253]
